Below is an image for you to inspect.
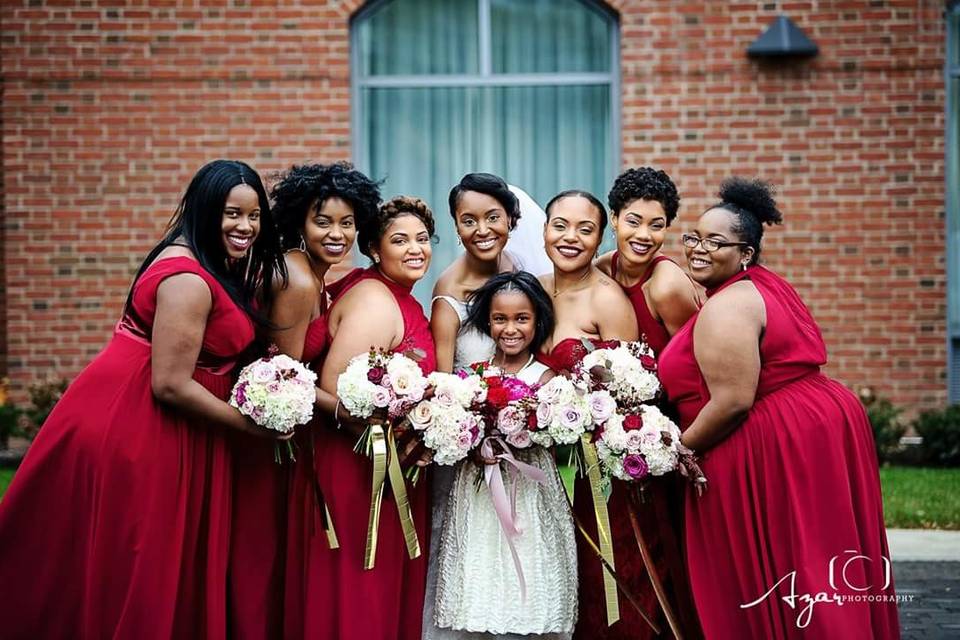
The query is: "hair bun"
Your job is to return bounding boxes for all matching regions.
[718,177,782,226]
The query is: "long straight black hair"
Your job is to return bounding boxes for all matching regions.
[124,159,286,324]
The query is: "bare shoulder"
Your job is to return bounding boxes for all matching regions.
[698,280,764,324]
[595,251,615,277]
[538,272,554,292]
[648,259,697,301]
[592,270,630,304]
[156,271,212,309]
[432,257,466,298]
[337,278,397,314]
[277,252,318,293]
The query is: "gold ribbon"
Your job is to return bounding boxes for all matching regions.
[362,421,421,570]
[386,426,421,560]
[363,423,388,570]
[581,433,620,626]
[324,504,339,550]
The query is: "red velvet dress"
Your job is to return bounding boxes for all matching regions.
[290,267,435,640]
[0,256,253,639]
[658,265,900,639]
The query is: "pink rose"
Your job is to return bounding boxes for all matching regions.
[623,454,648,479]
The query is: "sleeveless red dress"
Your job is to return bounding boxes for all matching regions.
[289,266,435,640]
[609,252,673,355]
[227,270,356,640]
[283,268,359,640]
[541,339,670,640]
[658,265,900,639]
[0,256,253,639]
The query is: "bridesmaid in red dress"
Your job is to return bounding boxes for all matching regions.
[227,163,382,639]
[534,191,648,636]
[0,160,288,639]
[658,178,900,639]
[296,195,437,639]
[594,167,703,639]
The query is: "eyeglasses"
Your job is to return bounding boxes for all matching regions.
[681,233,748,253]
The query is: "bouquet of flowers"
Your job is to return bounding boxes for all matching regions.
[337,348,428,422]
[230,350,317,435]
[407,371,486,465]
[469,364,540,450]
[531,374,596,447]
[575,340,705,489]
[336,347,429,569]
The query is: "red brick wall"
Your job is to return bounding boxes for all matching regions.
[0,0,948,411]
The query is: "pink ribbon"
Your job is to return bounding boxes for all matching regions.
[480,436,548,601]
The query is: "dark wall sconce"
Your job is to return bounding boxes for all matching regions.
[747,15,819,58]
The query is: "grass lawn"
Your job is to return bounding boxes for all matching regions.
[879,465,960,530]
[0,464,956,529]
[0,468,15,496]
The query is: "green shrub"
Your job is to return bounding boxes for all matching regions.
[913,405,960,467]
[22,379,68,440]
[863,397,906,464]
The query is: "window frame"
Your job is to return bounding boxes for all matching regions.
[348,0,621,201]
[947,2,960,401]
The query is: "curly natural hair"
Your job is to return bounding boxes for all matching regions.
[269,162,382,251]
[359,195,436,259]
[607,167,681,224]
[712,177,783,265]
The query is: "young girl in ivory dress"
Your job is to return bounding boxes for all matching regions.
[433,271,578,638]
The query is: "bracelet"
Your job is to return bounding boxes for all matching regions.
[334,398,343,430]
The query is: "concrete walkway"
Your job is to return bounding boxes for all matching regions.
[887,528,960,561]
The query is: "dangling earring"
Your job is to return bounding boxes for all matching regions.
[244,251,253,283]
[740,261,748,272]
[373,254,380,264]
[456,237,462,247]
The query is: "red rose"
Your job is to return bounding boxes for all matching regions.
[485,376,503,388]
[487,387,510,410]
[367,366,385,384]
[640,355,657,372]
[623,414,644,431]
[526,412,538,431]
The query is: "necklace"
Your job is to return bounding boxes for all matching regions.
[491,353,535,375]
[553,268,592,297]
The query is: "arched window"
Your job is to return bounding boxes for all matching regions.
[352,0,619,297]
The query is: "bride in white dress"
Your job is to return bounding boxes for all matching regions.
[425,175,576,639]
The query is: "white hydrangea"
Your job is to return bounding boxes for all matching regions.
[230,353,317,433]
[534,376,593,446]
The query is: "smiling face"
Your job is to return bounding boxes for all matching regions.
[372,214,432,288]
[455,190,510,262]
[685,207,754,289]
[489,290,536,357]
[612,198,667,269]
[544,195,603,273]
[221,184,261,259]
[303,196,356,266]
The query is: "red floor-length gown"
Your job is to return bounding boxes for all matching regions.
[540,338,663,640]
[283,269,347,640]
[585,252,702,640]
[658,265,900,639]
[0,256,253,639]
[289,266,435,640]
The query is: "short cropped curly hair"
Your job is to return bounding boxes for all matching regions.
[358,195,436,259]
[607,167,681,225]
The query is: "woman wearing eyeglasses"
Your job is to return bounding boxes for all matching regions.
[657,178,900,639]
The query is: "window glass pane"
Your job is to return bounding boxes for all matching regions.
[363,84,613,302]
[948,76,960,336]
[490,0,611,74]
[357,0,479,76]
[951,8,960,68]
